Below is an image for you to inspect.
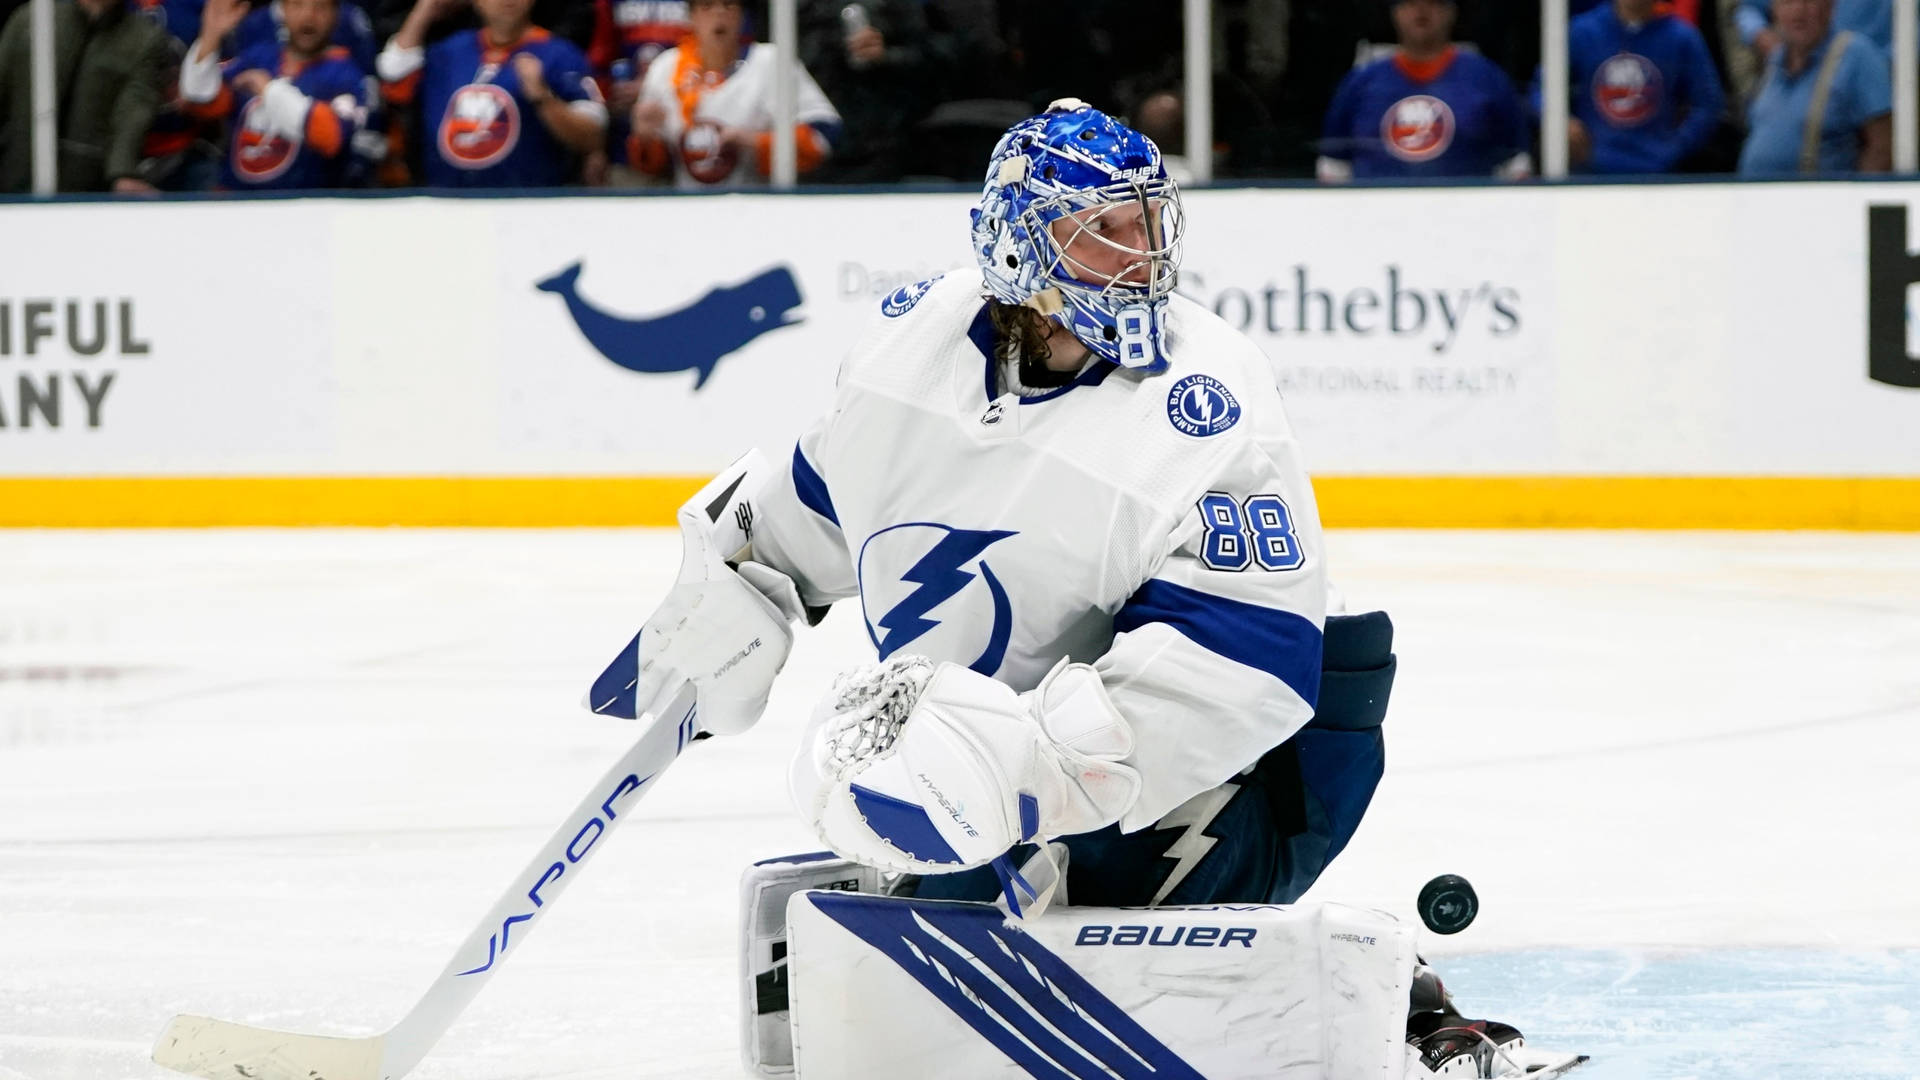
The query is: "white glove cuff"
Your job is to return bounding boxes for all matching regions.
[258,79,313,139]
[178,48,223,104]
[1031,659,1133,760]
[376,41,425,83]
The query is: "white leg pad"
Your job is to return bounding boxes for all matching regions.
[785,892,1418,1079]
[737,853,887,1077]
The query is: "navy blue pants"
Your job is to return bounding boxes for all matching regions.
[904,612,1394,907]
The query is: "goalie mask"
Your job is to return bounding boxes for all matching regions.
[970,98,1185,374]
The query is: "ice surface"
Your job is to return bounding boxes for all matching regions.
[1,528,1916,1079]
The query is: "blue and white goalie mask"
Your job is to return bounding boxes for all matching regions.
[970,98,1185,374]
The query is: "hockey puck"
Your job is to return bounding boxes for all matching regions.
[1417,874,1478,935]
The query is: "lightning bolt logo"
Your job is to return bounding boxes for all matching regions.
[861,524,1018,676]
[1150,779,1241,906]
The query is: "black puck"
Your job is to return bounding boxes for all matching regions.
[1417,874,1478,935]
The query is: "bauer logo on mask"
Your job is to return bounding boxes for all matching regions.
[857,524,1018,677]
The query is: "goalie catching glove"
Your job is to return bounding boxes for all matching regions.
[789,656,1142,873]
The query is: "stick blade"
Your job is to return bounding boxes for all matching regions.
[152,1014,386,1080]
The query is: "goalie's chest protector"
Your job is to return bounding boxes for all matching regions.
[816,274,1248,694]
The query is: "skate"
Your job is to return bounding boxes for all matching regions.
[1405,965,1588,1078]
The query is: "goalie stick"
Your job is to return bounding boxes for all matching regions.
[151,681,700,1080]
[153,452,775,1080]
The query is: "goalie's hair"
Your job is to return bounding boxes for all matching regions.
[984,295,1056,368]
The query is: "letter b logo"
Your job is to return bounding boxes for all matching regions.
[1866,205,1920,388]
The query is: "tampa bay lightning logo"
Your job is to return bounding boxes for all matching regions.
[536,262,804,389]
[858,524,1018,676]
[881,275,942,318]
[1165,374,1241,438]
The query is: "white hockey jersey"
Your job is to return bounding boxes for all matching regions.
[751,274,1327,833]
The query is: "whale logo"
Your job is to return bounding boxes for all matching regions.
[536,262,804,389]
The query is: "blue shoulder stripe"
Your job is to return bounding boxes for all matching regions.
[1114,578,1323,709]
[790,443,839,527]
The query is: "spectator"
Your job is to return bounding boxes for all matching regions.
[1575,0,1711,17]
[238,0,380,71]
[799,0,948,182]
[378,0,607,187]
[1738,0,1892,173]
[1319,0,1530,181]
[126,0,216,190]
[369,0,593,53]
[1737,0,1908,56]
[587,0,684,81]
[586,0,685,183]
[0,0,172,192]
[179,0,374,189]
[133,0,206,49]
[627,0,840,188]
[1542,0,1726,173]
[1132,88,1196,182]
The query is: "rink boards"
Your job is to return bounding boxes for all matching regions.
[1,183,1916,527]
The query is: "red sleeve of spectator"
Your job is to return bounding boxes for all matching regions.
[384,70,422,105]
[751,125,826,176]
[305,99,344,157]
[181,84,234,121]
[586,0,617,73]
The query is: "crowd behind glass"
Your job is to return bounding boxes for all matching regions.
[0,0,1901,194]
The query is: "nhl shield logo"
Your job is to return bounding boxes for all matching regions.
[232,97,301,182]
[1382,94,1455,163]
[440,83,520,169]
[1593,53,1661,127]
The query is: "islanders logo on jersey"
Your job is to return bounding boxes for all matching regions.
[1166,375,1241,438]
[881,276,943,318]
[440,83,520,169]
[681,118,740,185]
[232,97,301,183]
[858,524,1018,677]
[1381,94,1455,163]
[1592,53,1661,127]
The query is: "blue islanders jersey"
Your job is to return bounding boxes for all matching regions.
[748,274,1329,835]
[195,44,371,190]
[1321,48,1528,179]
[395,28,602,188]
[1549,2,1725,173]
